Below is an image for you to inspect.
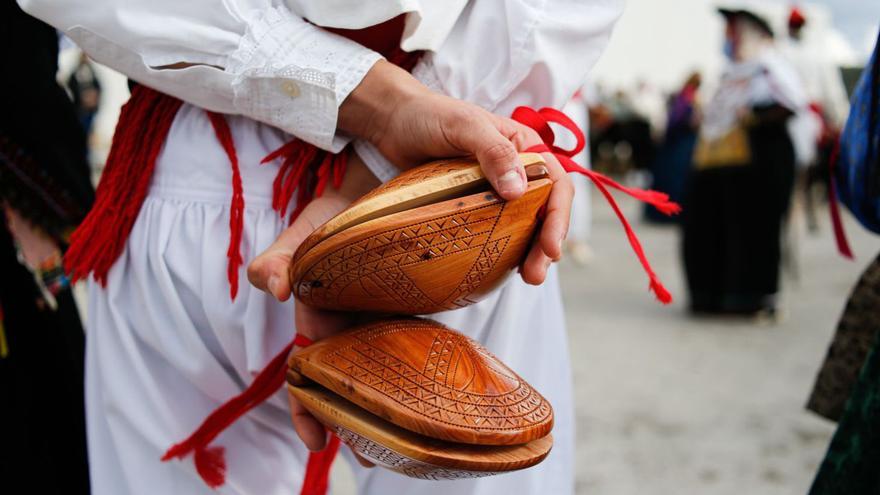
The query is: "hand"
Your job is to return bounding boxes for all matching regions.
[339,61,573,283]
[3,205,60,268]
[248,153,379,451]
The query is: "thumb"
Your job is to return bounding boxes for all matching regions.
[449,116,526,200]
[248,215,319,301]
[247,244,295,302]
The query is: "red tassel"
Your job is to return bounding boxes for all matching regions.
[827,140,854,259]
[162,340,295,485]
[512,106,677,303]
[206,112,246,300]
[262,142,350,224]
[299,435,342,495]
[162,333,324,490]
[63,85,183,284]
[193,446,226,489]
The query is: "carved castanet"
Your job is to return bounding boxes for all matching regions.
[288,383,553,479]
[287,319,553,446]
[289,154,551,314]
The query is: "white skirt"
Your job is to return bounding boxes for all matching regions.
[85,104,574,494]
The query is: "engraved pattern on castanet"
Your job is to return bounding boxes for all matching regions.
[334,425,500,480]
[295,202,509,313]
[323,321,553,435]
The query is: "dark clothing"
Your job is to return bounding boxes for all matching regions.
[0,2,92,493]
[0,1,94,242]
[0,224,90,494]
[682,109,795,314]
[646,88,698,223]
[807,253,880,421]
[809,328,880,495]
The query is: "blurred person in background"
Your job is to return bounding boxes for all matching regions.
[0,2,93,492]
[67,52,102,140]
[645,72,701,224]
[780,6,851,233]
[806,30,880,495]
[562,90,594,265]
[682,5,807,316]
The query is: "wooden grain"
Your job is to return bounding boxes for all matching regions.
[288,383,553,479]
[287,319,554,446]
[295,152,546,258]
[290,156,552,314]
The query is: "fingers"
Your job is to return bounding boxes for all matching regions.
[293,300,352,342]
[537,153,573,262]
[287,392,328,451]
[445,111,526,200]
[247,199,344,301]
[520,243,552,285]
[508,123,574,285]
[350,449,376,468]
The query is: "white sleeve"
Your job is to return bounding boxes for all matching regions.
[18,0,382,152]
[357,0,624,181]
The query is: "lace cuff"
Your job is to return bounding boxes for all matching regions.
[226,6,382,152]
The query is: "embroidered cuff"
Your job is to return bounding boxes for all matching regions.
[226,6,382,152]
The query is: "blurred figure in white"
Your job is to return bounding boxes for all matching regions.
[780,6,851,233]
[562,91,593,265]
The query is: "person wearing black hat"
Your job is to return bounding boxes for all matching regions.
[682,6,808,316]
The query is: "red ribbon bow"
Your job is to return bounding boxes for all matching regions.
[511,106,680,304]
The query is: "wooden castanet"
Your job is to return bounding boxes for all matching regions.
[290,153,551,314]
[286,318,554,478]
[288,384,553,480]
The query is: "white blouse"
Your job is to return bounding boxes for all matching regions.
[19,0,623,165]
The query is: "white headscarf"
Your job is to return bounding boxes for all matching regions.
[701,15,808,141]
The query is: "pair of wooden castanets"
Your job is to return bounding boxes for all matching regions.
[286,153,556,479]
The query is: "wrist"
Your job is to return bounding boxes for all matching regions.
[338,59,428,146]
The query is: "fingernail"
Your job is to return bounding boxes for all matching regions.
[497,169,524,195]
[268,275,280,298]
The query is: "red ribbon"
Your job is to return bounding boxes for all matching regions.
[162,333,342,495]
[511,106,680,304]
[827,140,854,259]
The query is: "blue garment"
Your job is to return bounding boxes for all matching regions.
[836,32,880,234]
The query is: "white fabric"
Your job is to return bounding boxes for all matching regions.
[700,50,808,142]
[18,0,467,152]
[22,0,624,493]
[780,35,851,167]
[561,97,591,243]
[356,0,623,187]
[780,36,850,128]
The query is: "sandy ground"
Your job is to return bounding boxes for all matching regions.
[562,195,878,495]
[326,193,879,495]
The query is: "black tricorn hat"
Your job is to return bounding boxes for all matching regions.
[718,7,775,38]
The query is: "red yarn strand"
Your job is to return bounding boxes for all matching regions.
[63,85,183,284]
[161,340,295,485]
[827,141,854,259]
[206,112,245,300]
[299,435,342,495]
